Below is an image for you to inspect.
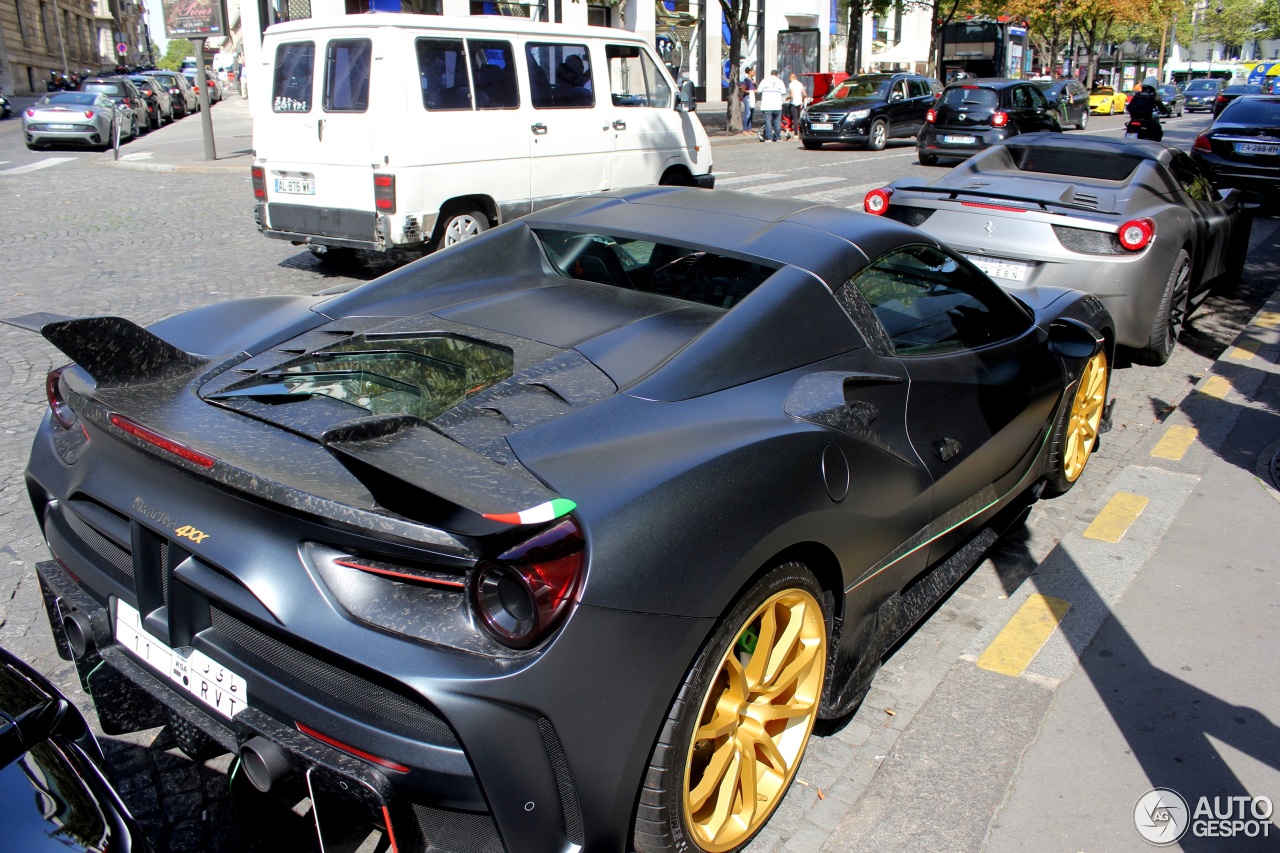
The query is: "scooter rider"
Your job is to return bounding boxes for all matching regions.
[1126,79,1164,141]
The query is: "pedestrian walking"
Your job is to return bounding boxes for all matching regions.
[740,67,756,134]
[757,69,787,142]
[786,72,807,139]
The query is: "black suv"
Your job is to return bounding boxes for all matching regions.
[799,73,942,151]
[917,78,1061,165]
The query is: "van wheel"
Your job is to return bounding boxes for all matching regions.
[432,206,489,251]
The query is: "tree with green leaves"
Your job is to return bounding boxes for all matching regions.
[1197,0,1265,58]
[158,39,194,72]
[842,0,897,74]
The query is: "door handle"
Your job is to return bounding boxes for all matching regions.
[317,118,324,141]
[612,119,627,130]
[531,122,547,135]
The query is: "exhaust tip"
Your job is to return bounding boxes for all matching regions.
[62,610,94,659]
[241,736,292,793]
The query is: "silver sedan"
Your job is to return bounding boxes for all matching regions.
[865,133,1257,365]
[22,92,123,151]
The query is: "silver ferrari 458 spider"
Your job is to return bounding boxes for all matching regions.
[865,133,1258,364]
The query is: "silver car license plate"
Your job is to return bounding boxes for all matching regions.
[115,599,249,719]
[811,122,834,131]
[49,124,77,130]
[965,254,1030,283]
[1234,142,1278,156]
[943,134,975,144]
[274,177,315,195]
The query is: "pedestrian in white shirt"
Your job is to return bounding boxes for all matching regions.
[786,73,807,138]
[757,69,787,142]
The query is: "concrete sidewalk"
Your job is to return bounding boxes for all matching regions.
[95,94,254,174]
[819,217,1280,852]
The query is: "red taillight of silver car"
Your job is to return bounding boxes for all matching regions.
[1117,218,1155,251]
[864,188,892,215]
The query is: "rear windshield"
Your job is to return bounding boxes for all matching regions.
[536,230,776,310]
[39,92,97,106]
[940,87,997,110]
[152,73,179,86]
[273,41,315,112]
[1005,144,1143,181]
[82,82,125,96]
[1185,80,1218,91]
[1219,99,1280,124]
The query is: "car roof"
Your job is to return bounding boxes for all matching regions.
[520,186,931,288]
[944,78,1028,90]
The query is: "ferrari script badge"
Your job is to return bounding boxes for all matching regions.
[174,525,209,544]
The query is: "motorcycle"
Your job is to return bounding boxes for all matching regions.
[0,87,10,119]
[1124,115,1163,142]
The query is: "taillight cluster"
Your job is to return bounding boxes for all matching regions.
[84,110,94,119]
[925,108,937,123]
[1117,218,1155,251]
[373,174,396,213]
[46,367,77,430]
[1193,133,1213,153]
[250,165,266,200]
[991,111,1009,127]
[864,187,892,215]
[470,519,585,648]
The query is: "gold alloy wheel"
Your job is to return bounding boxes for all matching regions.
[682,588,827,851]
[1063,350,1108,482]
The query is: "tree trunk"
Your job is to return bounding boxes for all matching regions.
[845,5,863,74]
[720,0,748,133]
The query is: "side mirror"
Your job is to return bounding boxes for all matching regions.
[1237,189,1263,210]
[1048,318,1104,360]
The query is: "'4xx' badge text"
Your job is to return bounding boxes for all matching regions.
[174,525,209,544]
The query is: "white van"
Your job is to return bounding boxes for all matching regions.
[250,14,715,260]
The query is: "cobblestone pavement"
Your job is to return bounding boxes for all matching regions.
[0,158,1274,852]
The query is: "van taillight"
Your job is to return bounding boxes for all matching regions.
[374,174,396,213]
[250,165,266,200]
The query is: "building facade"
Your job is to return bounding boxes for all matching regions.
[0,0,103,93]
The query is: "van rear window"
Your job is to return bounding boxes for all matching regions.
[273,42,314,112]
[324,39,371,112]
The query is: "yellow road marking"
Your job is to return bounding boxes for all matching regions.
[1200,375,1232,399]
[1083,492,1150,543]
[1252,311,1280,329]
[977,594,1071,677]
[1225,340,1261,360]
[1150,425,1198,461]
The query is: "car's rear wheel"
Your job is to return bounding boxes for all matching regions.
[1137,249,1192,366]
[431,205,489,251]
[867,118,888,151]
[1077,110,1089,130]
[802,139,822,150]
[635,563,828,853]
[1043,347,1109,496]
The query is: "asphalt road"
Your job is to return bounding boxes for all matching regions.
[0,109,1275,852]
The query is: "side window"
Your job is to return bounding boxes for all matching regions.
[323,39,371,112]
[273,41,314,112]
[1011,86,1029,108]
[1028,86,1049,109]
[851,245,1030,356]
[469,40,518,109]
[891,80,908,100]
[908,78,930,99]
[605,44,671,108]
[417,38,471,111]
[526,42,593,108]
[1168,154,1219,202]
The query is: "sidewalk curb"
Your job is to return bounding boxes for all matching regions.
[91,156,248,174]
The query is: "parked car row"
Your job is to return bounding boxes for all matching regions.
[22,72,210,151]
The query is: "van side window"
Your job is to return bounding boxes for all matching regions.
[604,44,670,108]
[272,42,314,112]
[417,38,472,111]
[526,43,593,108]
[468,40,518,109]
[323,39,372,112]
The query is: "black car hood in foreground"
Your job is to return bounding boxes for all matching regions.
[14,189,921,545]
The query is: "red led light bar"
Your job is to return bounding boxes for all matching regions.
[295,721,410,773]
[960,201,1029,212]
[334,557,464,589]
[107,413,217,468]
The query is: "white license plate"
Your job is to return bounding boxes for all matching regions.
[1234,142,1279,156]
[943,135,976,144]
[115,599,249,719]
[965,254,1031,283]
[811,122,834,130]
[274,177,315,195]
[49,124,78,130]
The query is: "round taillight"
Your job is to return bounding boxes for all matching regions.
[46,367,77,430]
[84,110,94,118]
[925,108,937,123]
[991,111,1009,127]
[1193,133,1213,153]
[469,519,585,648]
[1118,218,1155,251]
[26,108,34,118]
[864,188,892,215]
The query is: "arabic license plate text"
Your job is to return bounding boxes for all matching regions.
[965,254,1030,283]
[811,122,833,131]
[943,135,975,144]
[1234,142,1279,156]
[115,599,248,719]
[274,177,315,195]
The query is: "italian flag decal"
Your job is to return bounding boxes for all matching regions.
[484,498,577,526]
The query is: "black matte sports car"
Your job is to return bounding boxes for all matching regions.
[14,187,1114,853]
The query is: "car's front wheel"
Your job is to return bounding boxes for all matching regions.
[867,118,888,151]
[802,139,822,150]
[1043,347,1109,496]
[634,563,828,853]
[1137,248,1192,366]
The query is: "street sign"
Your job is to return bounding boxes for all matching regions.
[117,42,127,55]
